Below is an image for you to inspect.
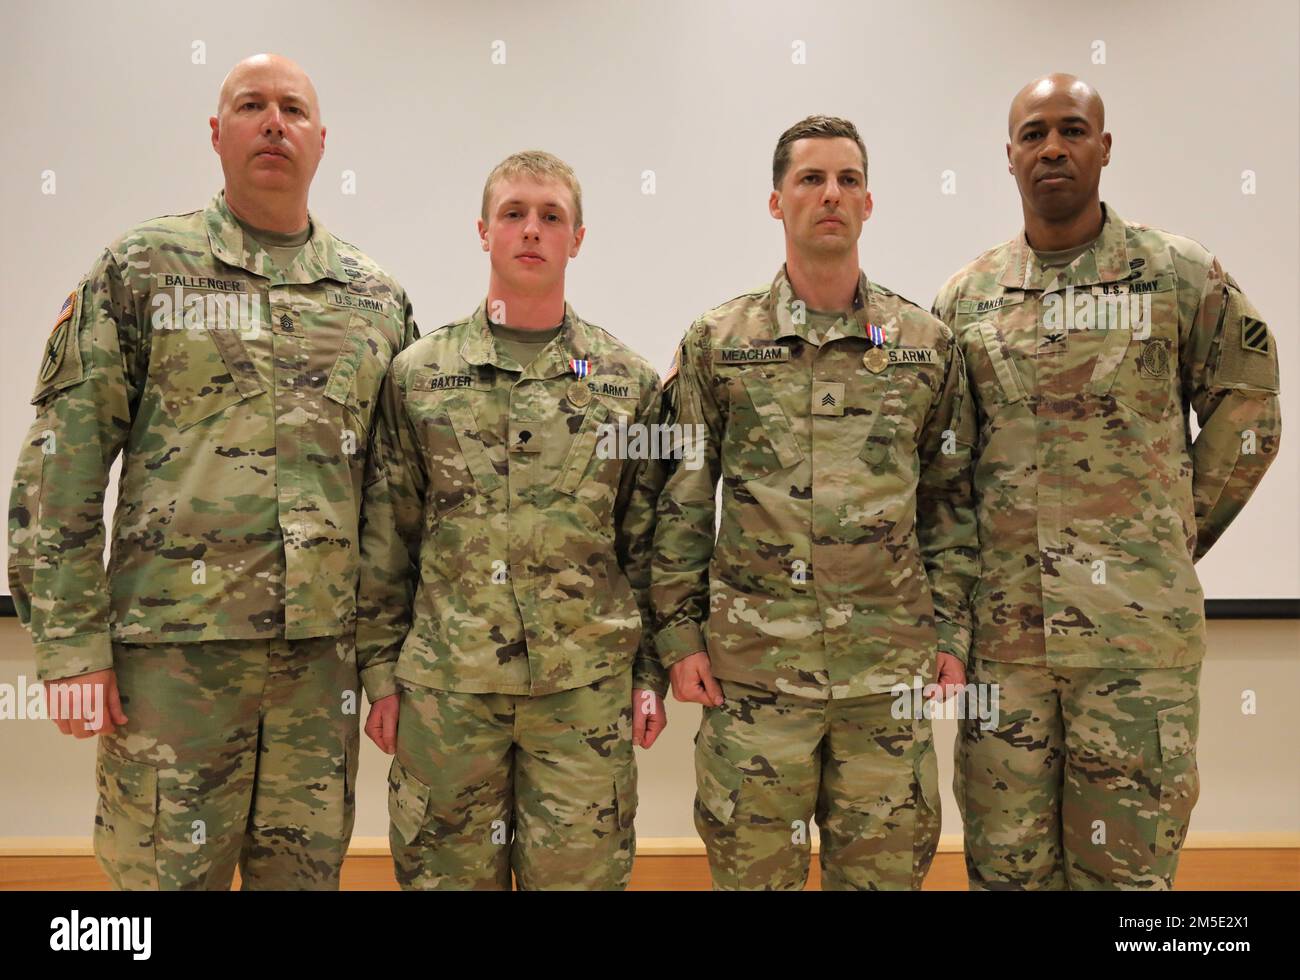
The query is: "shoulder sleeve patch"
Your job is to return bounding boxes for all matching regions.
[32,284,87,403]
[1212,279,1279,393]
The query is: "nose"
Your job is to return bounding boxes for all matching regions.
[262,105,285,139]
[1038,128,1067,162]
[822,177,842,205]
[521,212,541,240]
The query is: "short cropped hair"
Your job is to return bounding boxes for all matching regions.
[481,150,583,228]
[772,115,868,189]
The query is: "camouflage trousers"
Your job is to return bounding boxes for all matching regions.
[94,635,360,890]
[694,679,940,890]
[387,671,637,890]
[955,658,1201,890]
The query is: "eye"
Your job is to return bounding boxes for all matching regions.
[240,101,259,111]
[286,106,303,115]
[842,175,859,185]
[802,174,820,183]
[1023,131,1042,141]
[1065,126,1084,136]
[544,213,560,222]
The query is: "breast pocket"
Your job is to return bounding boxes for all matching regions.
[323,312,394,432]
[720,368,803,481]
[415,397,502,519]
[858,370,925,473]
[151,310,266,430]
[1087,277,1179,422]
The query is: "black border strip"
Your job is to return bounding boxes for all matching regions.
[0,595,1297,619]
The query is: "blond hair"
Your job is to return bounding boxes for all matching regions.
[481,150,583,228]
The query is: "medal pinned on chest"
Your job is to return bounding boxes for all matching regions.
[567,358,592,406]
[863,322,888,374]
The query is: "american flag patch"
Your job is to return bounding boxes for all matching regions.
[570,358,590,378]
[867,323,885,346]
[54,292,75,330]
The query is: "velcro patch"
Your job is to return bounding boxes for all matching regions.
[325,289,392,315]
[586,378,638,399]
[887,348,938,365]
[32,284,88,404]
[812,381,845,416]
[1213,284,1279,392]
[714,346,790,364]
[1242,318,1270,354]
[955,293,1026,315]
[413,373,482,391]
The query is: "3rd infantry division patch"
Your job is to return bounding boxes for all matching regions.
[1242,318,1270,354]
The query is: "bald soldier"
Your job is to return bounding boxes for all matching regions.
[7,54,419,889]
[652,116,977,890]
[932,74,1281,889]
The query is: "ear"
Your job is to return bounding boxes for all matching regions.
[862,190,873,222]
[569,223,586,258]
[768,188,783,220]
[1005,141,1014,175]
[210,116,220,153]
[476,217,490,251]
[319,124,327,158]
[1101,131,1112,167]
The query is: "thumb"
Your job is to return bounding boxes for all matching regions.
[382,703,398,754]
[698,661,724,706]
[108,678,128,725]
[632,703,647,746]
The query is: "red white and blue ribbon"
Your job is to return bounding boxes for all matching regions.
[867,323,885,347]
[570,358,590,378]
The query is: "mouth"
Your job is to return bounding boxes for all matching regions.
[255,148,290,161]
[1036,173,1072,185]
[516,252,544,263]
[817,216,844,226]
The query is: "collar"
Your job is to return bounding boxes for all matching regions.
[997,201,1131,291]
[459,300,593,380]
[766,264,874,345]
[205,189,348,285]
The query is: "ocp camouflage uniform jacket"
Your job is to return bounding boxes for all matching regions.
[931,204,1281,668]
[652,266,979,700]
[355,303,669,701]
[8,191,418,680]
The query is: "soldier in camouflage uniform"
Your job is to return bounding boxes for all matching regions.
[357,151,669,890]
[652,117,979,890]
[7,54,419,889]
[932,74,1281,890]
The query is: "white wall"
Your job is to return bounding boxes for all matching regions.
[0,0,1296,849]
[1,0,1296,598]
